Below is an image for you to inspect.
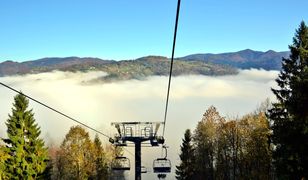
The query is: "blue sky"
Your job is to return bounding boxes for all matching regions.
[0,0,307,62]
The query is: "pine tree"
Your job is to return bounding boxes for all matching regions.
[0,143,9,179]
[176,129,195,180]
[268,21,308,179]
[3,93,49,179]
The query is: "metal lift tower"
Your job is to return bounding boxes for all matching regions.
[110,122,165,180]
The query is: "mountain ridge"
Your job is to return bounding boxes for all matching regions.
[181,49,289,70]
[0,56,237,82]
[0,49,289,81]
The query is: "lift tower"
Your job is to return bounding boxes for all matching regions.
[110,122,165,180]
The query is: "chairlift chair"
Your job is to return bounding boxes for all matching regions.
[153,145,171,173]
[157,173,167,179]
[153,158,171,173]
[112,156,131,171]
[141,166,147,173]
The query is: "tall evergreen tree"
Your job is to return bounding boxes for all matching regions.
[0,143,9,179]
[176,129,195,180]
[268,21,308,179]
[3,93,49,179]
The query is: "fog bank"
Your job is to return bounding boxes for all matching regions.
[0,69,278,179]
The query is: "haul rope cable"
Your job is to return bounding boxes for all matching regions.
[0,82,111,138]
[0,82,144,165]
[1,0,181,168]
[162,0,181,137]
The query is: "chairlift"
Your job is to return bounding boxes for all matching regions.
[153,145,171,173]
[112,156,131,171]
[157,173,167,179]
[141,166,147,173]
[153,158,171,173]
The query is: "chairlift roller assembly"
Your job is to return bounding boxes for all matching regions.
[110,122,165,180]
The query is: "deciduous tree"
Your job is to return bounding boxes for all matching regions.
[194,106,224,180]
[56,126,95,180]
[193,105,272,179]
[92,134,109,180]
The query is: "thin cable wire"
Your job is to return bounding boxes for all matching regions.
[1,0,181,168]
[0,81,111,139]
[162,0,181,137]
[1,82,151,168]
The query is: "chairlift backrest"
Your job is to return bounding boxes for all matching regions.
[153,158,171,173]
[141,127,151,137]
[125,127,133,137]
[112,156,131,171]
[141,166,147,173]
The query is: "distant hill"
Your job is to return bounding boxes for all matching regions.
[182,49,290,70]
[0,56,238,82]
[0,49,288,81]
[0,57,113,77]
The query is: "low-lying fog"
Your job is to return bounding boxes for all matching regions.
[0,69,278,179]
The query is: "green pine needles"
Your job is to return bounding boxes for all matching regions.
[3,93,49,179]
[268,21,308,179]
[175,129,195,180]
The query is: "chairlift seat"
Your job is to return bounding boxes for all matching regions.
[141,166,147,173]
[112,156,131,171]
[153,158,171,173]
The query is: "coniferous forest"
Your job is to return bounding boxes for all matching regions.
[0,22,307,180]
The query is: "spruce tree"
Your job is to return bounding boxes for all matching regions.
[268,21,308,179]
[175,129,195,180]
[0,143,9,179]
[3,93,49,179]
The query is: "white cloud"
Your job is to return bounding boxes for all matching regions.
[0,69,278,179]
